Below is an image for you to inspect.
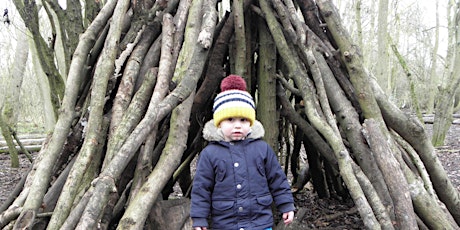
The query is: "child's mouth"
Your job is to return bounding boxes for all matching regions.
[232,132,243,138]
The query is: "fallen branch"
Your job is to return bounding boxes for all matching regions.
[0,138,45,146]
[0,145,42,154]
[422,114,460,124]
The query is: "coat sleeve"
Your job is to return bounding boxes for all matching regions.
[191,148,215,227]
[264,142,296,213]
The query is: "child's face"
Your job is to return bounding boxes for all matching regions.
[219,117,251,141]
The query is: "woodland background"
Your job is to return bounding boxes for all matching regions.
[0,0,459,229]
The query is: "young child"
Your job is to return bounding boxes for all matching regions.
[191,75,295,230]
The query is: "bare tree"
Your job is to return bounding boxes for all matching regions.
[0,0,459,229]
[0,20,29,167]
[432,1,460,146]
[426,0,441,114]
[376,0,390,95]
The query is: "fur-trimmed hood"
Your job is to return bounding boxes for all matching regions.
[202,119,265,142]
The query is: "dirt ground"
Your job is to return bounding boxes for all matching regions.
[0,124,459,229]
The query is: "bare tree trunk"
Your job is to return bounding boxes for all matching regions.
[432,2,460,147]
[362,119,417,229]
[0,116,19,167]
[256,18,278,151]
[12,0,65,119]
[2,0,459,229]
[232,0,247,78]
[30,36,56,132]
[1,22,29,168]
[431,0,460,146]
[389,42,423,124]
[426,0,440,114]
[376,0,390,95]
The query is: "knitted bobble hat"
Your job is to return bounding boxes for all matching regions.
[213,75,256,127]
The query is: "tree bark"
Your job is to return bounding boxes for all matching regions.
[426,0,440,114]
[0,116,19,167]
[313,47,394,216]
[2,0,459,229]
[232,0,247,78]
[362,119,417,229]
[30,36,57,132]
[256,18,278,151]
[118,91,194,230]
[372,78,460,225]
[376,0,390,94]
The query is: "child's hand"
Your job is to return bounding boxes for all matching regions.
[283,211,295,225]
[194,227,207,230]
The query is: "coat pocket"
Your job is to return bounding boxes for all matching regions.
[212,200,234,211]
[256,194,273,206]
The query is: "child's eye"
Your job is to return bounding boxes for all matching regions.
[227,118,234,122]
[240,118,247,122]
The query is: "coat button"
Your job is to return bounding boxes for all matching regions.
[234,162,239,167]
[238,207,243,212]
[237,184,242,189]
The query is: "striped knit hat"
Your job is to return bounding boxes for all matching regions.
[213,75,255,126]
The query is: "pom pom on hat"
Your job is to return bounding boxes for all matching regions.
[213,75,256,126]
[220,74,247,91]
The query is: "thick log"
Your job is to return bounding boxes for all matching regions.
[3,0,459,229]
[362,119,418,229]
[372,78,460,225]
[421,114,460,124]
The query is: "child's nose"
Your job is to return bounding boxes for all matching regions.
[234,121,242,127]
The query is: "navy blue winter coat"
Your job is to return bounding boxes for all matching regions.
[191,120,295,230]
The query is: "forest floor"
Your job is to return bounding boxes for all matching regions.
[0,123,459,229]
